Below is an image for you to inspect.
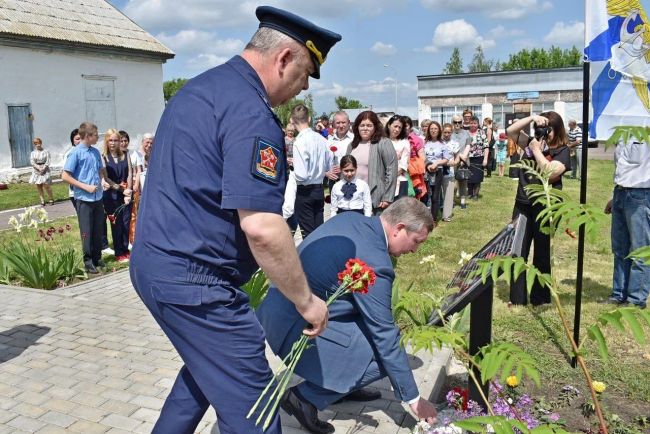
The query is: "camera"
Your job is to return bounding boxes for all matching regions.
[533,125,550,140]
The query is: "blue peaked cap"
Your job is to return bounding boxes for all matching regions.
[256,5,342,79]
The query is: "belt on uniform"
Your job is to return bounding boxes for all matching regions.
[296,184,323,189]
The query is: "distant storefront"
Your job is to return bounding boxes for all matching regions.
[417,67,585,129]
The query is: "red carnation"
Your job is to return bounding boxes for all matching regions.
[108,215,116,224]
[330,146,337,153]
[451,387,469,411]
[337,258,376,294]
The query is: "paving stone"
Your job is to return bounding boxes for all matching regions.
[70,404,108,422]
[100,413,142,431]
[99,399,139,416]
[0,270,450,434]
[68,419,110,433]
[130,407,159,423]
[0,408,18,424]
[15,392,49,407]
[41,399,77,414]
[35,426,69,434]
[38,411,77,428]
[6,415,47,433]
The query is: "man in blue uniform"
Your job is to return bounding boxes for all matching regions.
[258,198,439,433]
[129,6,341,434]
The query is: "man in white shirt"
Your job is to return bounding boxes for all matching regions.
[326,111,354,190]
[291,104,332,239]
[604,140,650,309]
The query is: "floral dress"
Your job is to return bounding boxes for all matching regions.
[29,149,52,185]
[467,130,488,185]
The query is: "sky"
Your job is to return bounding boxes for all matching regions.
[108,0,585,116]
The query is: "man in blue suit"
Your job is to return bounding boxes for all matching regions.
[257,197,439,433]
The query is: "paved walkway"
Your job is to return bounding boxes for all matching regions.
[0,200,76,230]
[0,271,452,434]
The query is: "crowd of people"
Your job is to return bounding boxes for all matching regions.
[281,106,597,311]
[59,122,154,273]
[282,106,538,229]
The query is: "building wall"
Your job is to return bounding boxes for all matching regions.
[0,44,165,180]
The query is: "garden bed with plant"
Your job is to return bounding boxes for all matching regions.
[0,207,129,289]
[392,158,650,434]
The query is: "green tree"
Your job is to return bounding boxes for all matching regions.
[467,45,495,73]
[273,93,314,127]
[334,96,365,110]
[442,47,464,74]
[163,78,189,102]
[500,46,582,71]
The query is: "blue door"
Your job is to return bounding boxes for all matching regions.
[8,104,34,168]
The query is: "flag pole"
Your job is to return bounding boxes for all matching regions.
[573,1,590,369]
[572,61,590,368]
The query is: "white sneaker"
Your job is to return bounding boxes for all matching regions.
[102,247,115,255]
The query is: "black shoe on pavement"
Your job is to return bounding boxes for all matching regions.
[85,264,99,274]
[280,387,334,434]
[334,387,382,403]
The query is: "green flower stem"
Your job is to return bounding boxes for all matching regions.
[537,167,609,434]
[550,291,608,434]
[247,346,297,419]
[262,335,309,430]
[255,338,306,425]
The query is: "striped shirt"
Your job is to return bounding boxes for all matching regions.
[567,126,582,147]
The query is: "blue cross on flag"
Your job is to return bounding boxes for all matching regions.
[585,0,650,139]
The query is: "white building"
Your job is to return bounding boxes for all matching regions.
[0,0,174,182]
[417,67,584,130]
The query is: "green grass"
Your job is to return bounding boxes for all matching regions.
[0,214,129,285]
[0,182,70,211]
[397,160,650,406]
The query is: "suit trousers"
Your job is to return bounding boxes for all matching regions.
[297,359,387,411]
[76,199,104,266]
[509,201,552,306]
[130,261,281,434]
[295,184,324,240]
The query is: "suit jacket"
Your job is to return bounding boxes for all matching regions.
[256,212,418,401]
[346,138,398,208]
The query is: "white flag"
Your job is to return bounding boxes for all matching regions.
[585,0,650,139]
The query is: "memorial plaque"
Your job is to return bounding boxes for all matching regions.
[429,214,527,326]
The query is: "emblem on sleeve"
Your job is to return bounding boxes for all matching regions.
[252,137,282,184]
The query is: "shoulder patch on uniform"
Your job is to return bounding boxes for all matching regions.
[251,137,282,184]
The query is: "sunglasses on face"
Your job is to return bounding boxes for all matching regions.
[453,121,462,124]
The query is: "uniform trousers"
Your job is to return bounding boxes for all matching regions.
[75,199,104,266]
[295,184,324,240]
[510,201,552,306]
[130,255,281,434]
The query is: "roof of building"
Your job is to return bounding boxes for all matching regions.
[0,0,174,58]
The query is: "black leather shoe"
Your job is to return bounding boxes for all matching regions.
[85,264,99,274]
[335,387,382,403]
[280,387,334,434]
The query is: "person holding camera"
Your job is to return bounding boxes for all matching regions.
[506,112,571,306]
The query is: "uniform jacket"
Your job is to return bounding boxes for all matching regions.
[346,138,398,208]
[256,212,418,401]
